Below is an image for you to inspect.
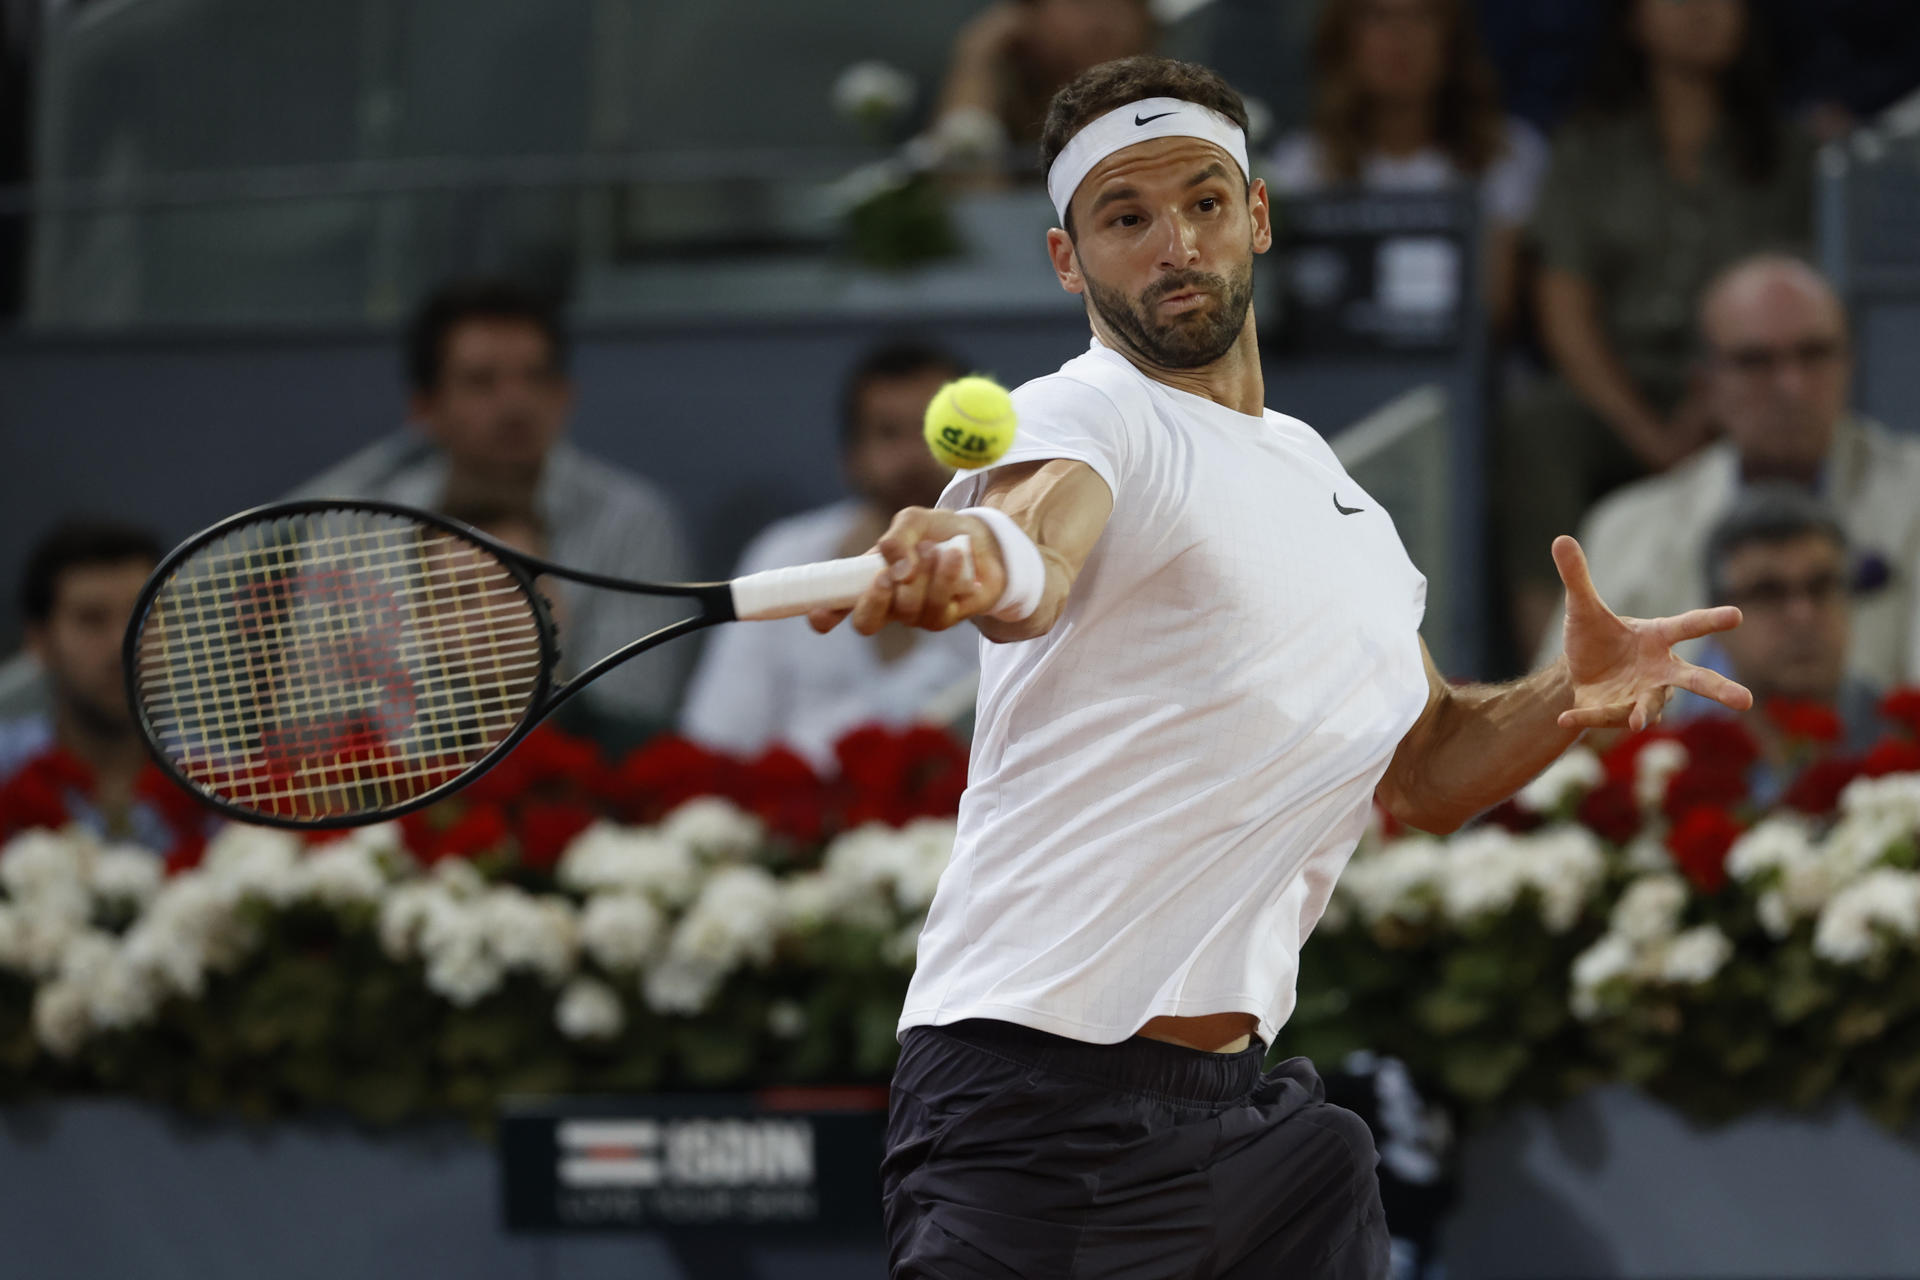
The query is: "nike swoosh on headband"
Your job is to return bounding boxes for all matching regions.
[1134,111,1177,126]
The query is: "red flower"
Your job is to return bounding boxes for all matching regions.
[1674,718,1762,774]
[1764,697,1844,745]
[1599,729,1679,787]
[835,724,910,796]
[1667,807,1742,893]
[1481,800,1543,834]
[431,804,511,861]
[1578,779,1642,846]
[1781,755,1864,816]
[516,801,597,871]
[1879,688,1920,738]
[1861,736,1920,779]
[609,736,744,820]
[1664,763,1750,822]
[164,832,207,876]
[0,770,72,836]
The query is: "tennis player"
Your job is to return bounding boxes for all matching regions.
[811,55,1753,1279]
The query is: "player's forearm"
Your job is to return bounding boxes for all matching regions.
[972,459,1113,643]
[1378,658,1581,834]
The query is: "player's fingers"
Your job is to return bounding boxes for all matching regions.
[1557,703,1633,730]
[888,541,937,626]
[806,605,852,634]
[1551,536,1609,618]
[875,508,934,583]
[1652,605,1743,646]
[1673,662,1755,712]
[921,543,972,630]
[848,570,896,636]
[1627,687,1666,733]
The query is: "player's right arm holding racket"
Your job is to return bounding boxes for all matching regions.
[807,458,1114,642]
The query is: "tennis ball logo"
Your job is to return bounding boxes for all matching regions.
[924,376,1017,471]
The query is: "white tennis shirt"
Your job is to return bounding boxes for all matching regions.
[901,339,1431,1045]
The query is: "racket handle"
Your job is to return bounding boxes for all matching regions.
[731,534,974,622]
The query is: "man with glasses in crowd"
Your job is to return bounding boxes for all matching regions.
[1541,254,1920,687]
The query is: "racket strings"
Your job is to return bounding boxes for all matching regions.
[134,510,545,821]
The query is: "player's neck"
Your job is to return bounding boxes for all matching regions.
[1105,316,1265,417]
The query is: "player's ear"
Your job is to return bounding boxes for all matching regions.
[1247,179,1273,255]
[1047,227,1084,296]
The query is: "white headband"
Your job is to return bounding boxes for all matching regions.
[1044,96,1250,226]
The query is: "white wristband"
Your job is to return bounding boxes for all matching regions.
[960,506,1045,623]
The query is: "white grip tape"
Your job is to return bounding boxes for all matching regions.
[730,534,975,622]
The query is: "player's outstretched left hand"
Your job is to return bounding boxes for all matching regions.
[806,507,1008,637]
[1553,535,1754,732]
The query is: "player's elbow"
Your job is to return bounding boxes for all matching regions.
[1374,775,1471,836]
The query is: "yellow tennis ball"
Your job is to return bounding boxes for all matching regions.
[924,376,1017,470]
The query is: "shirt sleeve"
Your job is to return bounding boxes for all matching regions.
[935,373,1129,512]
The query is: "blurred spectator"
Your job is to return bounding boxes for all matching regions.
[0,521,180,844]
[1671,487,1884,805]
[681,341,978,771]
[1771,0,1920,140]
[1268,0,1549,335]
[1539,256,1920,688]
[1474,0,1610,134]
[1501,0,1813,659]
[291,277,694,735]
[932,0,1158,176]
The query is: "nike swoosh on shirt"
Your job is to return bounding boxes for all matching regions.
[1333,494,1365,516]
[1134,111,1177,126]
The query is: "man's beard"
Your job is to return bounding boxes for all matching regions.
[1082,261,1255,371]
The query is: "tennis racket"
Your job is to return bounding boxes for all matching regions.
[123,499,971,829]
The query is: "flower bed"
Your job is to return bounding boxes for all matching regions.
[2,695,1919,1132]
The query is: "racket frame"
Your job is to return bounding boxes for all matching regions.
[124,498,735,830]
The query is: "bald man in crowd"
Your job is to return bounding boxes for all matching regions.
[1540,255,1920,686]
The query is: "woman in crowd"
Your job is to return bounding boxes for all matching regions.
[1269,0,1549,336]
[1503,0,1812,661]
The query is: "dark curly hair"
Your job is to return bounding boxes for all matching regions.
[1040,56,1251,235]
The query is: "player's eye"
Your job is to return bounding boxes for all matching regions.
[1113,213,1142,228]
[1197,197,1219,212]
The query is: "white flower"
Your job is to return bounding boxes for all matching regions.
[579,894,665,974]
[417,897,504,1006]
[1838,774,1920,828]
[891,819,954,913]
[480,888,577,984]
[1726,817,1816,883]
[1609,875,1688,944]
[32,981,90,1057]
[200,824,302,905]
[16,891,90,977]
[1438,828,1529,923]
[555,977,625,1041]
[661,798,766,865]
[559,823,700,906]
[643,959,724,1016]
[1570,933,1636,1019]
[666,866,782,973]
[1659,924,1733,985]
[1514,747,1602,814]
[1813,869,1920,965]
[908,106,1007,171]
[1524,827,1607,933]
[291,843,389,909]
[430,858,487,899]
[1820,812,1912,880]
[90,845,163,908]
[1634,740,1690,811]
[779,871,891,934]
[1338,838,1445,925]
[1623,833,1675,873]
[377,882,447,961]
[2,827,93,903]
[831,60,916,124]
[56,929,117,987]
[87,952,159,1030]
[767,999,808,1040]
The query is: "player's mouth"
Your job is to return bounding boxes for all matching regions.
[1156,290,1210,313]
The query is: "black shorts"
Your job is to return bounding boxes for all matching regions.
[883,1019,1389,1279]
